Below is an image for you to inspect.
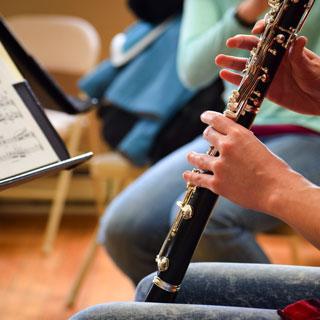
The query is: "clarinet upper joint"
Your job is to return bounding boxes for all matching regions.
[224,90,240,119]
[268,0,281,8]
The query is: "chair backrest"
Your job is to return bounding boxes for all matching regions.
[7,14,101,74]
[6,14,103,152]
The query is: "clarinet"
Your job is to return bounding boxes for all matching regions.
[145,0,315,303]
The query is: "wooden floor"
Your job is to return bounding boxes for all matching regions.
[0,213,134,320]
[1,213,320,320]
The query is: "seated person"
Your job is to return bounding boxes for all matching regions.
[70,22,320,320]
[79,0,224,166]
[99,0,320,286]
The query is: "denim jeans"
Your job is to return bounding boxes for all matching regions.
[98,134,320,284]
[70,263,320,320]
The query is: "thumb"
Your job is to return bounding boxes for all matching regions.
[288,36,308,65]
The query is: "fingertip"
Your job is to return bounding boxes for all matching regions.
[252,20,265,34]
[186,151,196,161]
[219,69,228,79]
[201,110,221,124]
[215,54,222,66]
[226,36,237,48]
[182,170,191,181]
[226,35,244,48]
[219,70,229,83]
[289,36,307,59]
[295,36,307,48]
[299,35,308,45]
[215,54,229,67]
[225,38,232,47]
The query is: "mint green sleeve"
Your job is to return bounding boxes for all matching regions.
[178,0,251,90]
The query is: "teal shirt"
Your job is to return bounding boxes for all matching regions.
[178,0,320,132]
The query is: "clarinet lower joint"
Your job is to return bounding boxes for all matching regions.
[152,276,180,293]
[156,255,169,272]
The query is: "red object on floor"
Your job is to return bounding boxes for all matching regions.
[278,299,320,320]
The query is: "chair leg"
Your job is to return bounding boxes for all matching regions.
[65,227,99,307]
[90,175,108,215]
[64,175,106,308]
[42,169,73,254]
[288,235,301,265]
[65,174,129,308]
[109,179,125,201]
[42,116,84,254]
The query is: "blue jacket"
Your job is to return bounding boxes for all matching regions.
[79,16,195,165]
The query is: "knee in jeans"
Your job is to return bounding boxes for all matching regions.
[100,208,142,257]
[207,204,241,231]
[135,273,154,301]
[204,216,235,236]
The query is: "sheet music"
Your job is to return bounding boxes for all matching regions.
[0,57,59,179]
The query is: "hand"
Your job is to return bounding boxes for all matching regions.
[215,21,320,115]
[183,111,320,250]
[183,111,297,213]
[237,0,269,24]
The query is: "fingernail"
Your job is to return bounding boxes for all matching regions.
[201,111,214,122]
[187,152,197,161]
[182,171,191,180]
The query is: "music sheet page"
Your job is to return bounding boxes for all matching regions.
[0,45,59,180]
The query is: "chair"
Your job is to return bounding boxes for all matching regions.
[3,14,146,305]
[64,99,147,307]
[2,14,101,254]
[65,148,147,307]
[7,15,100,74]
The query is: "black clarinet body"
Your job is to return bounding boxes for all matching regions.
[145,0,315,303]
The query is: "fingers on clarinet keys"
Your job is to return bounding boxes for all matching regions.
[184,167,201,188]
[225,90,240,118]
[187,152,213,174]
[183,169,212,191]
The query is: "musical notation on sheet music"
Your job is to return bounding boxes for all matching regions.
[0,128,45,162]
[0,92,23,123]
[0,57,59,179]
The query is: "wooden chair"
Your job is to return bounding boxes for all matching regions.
[66,119,147,306]
[2,14,101,254]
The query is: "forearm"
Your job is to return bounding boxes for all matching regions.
[267,171,320,250]
[178,0,251,89]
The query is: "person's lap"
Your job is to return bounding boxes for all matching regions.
[135,263,320,307]
[70,263,320,320]
[70,302,280,320]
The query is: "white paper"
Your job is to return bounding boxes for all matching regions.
[0,57,59,179]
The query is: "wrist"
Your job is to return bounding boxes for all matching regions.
[266,169,315,220]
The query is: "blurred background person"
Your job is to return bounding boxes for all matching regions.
[79,0,224,167]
